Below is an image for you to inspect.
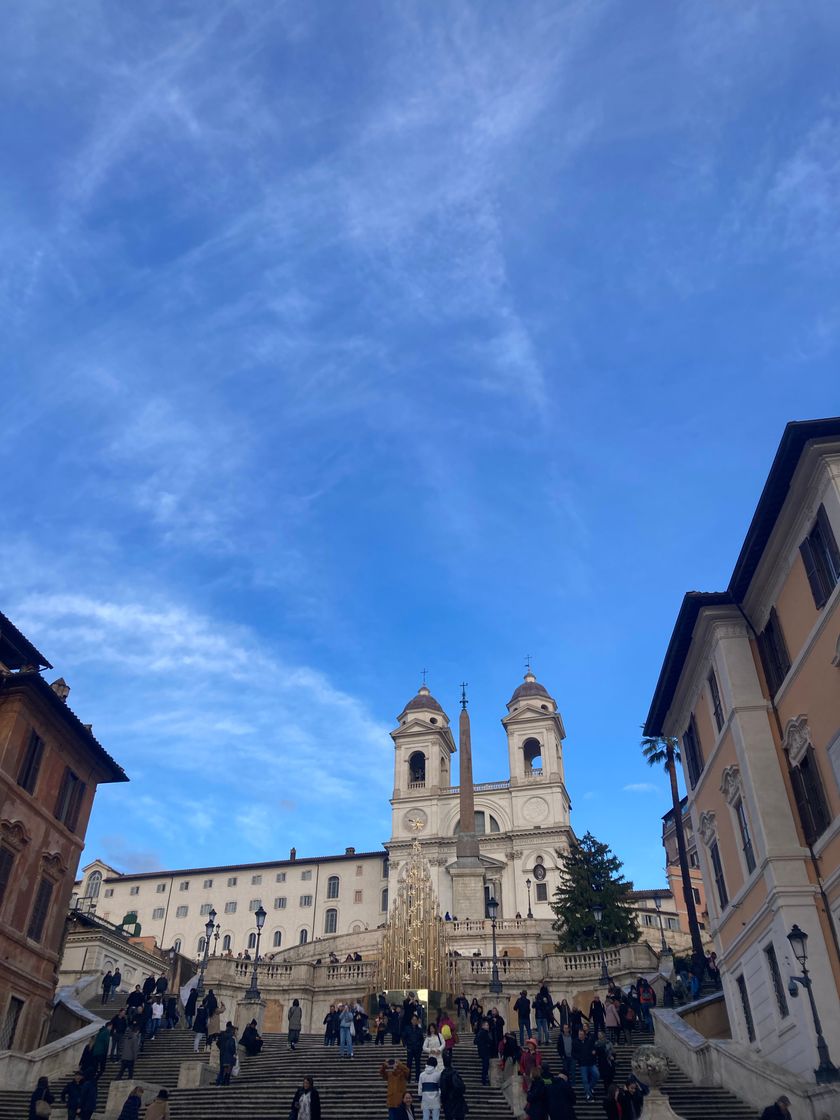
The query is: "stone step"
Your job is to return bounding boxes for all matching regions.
[0,1028,760,1120]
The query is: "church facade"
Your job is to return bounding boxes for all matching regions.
[76,671,576,956]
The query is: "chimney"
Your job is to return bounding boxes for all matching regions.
[345,846,355,855]
[290,847,297,861]
[50,677,71,702]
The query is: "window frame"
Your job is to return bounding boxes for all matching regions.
[757,607,791,696]
[300,894,313,907]
[0,846,15,911]
[736,974,756,1043]
[733,798,757,876]
[27,878,54,942]
[790,747,831,845]
[764,942,789,1020]
[709,839,729,910]
[54,767,86,832]
[324,908,338,934]
[682,716,704,789]
[175,905,188,919]
[326,875,340,900]
[800,504,840,609]
[707,669,725,734]
[152,907,165,920]
[17,730,45,795]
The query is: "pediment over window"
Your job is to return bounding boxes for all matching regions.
[698,810,717,847]
[0,818,31,850]
[783,715,811,767]
[719,765,742,806]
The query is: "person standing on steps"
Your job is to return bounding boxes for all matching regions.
[29,1077,53,1120]
[418,1056,442,1120]
[398,1091,416,1119]
[381,1056,411,1120]
[573,1028,598,1103]
[288,998,303,1050]
[589,996,606,1036]
[111,968,122,1000]
[77,1075,97,1120]
[192,1002,208,1053]
[546,1066,576,1120]
[118,1023,141,1079]
[91,1023,110,1076]
[183,986,197,1030]
[389,1004,402,1046]
[556,1024,575,1083]
[215,1022,237,1085]
[526,1066,548,1120]
[240,1019,263,1056]
[289,1075,321,1120]
[142,975,155,1001]
[760,1097,792,1120]
[60,1073,82,1120]
[439,1051,468,1120]
[403,1013,424,1084]
[514,990,532,1046]
[109,1009,127,1059]
[454,994,469,1034]
[154,973,168,997]
[101,972,113,1006]
[117,1087,142,1120]
[473,1018,494,1087]
[339,1001,354,1058]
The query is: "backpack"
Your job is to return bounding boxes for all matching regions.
[441,1024,451,1040]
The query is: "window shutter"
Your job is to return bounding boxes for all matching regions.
[800,537,826,608]
[0,848,14,908]
[801,751,831,838]
[789,764,815,845]
[27,878,54,942]
[817,505,840,583]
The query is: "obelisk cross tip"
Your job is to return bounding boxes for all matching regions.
[460,682,468,710]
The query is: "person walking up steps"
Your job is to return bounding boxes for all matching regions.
[514,990,532,1046]
[418,1056,442,1120]
[439,1051,468,1120]
[339,1002,354,1058]
[288,998,303,1050]
[289,1075,321,1120]
[403,1014,424,1084]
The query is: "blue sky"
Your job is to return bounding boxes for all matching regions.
[3,2,839,888]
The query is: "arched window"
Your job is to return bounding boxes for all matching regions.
[173,938,181,953]
[381,887,389,913]
[326,875,340,899]
[408,751,426,784]
[85,871,102,899]
[273,930,282,948]
[324,908,338,934]
[197,936,206,954]
[523,738,542,772]
[222,934,232,952]
[299,929,308,945]
[247,932,257,949]
[454,812,501,835]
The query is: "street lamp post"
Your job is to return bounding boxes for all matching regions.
[245,905,267,1002]
[212,923,220,956]
[196,908,216,998]
[591,903,610,986]
[525,878,533,920]
[787,924,840,1083]
[487,896,502,995]
[654,895,667,952]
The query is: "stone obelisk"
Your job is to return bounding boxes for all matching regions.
[450,684,486,919]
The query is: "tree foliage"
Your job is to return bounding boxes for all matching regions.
[550,831,639,952]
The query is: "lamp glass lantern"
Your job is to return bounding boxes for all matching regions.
[592,903,604,924]
[487,896,499,921]
[787,923,808,966]
[255,904,267,930]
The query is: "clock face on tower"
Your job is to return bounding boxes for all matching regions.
[532,864,546,882]
[403,808,428,832]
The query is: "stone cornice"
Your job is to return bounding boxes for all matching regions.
[666,608,746,736]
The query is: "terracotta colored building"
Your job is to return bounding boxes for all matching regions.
[661,797,709,942]
[0,612,127,1052]
[645,417,840,1081]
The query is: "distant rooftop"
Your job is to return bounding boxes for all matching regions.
[0,610,52,671]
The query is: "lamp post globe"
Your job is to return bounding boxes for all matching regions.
[786,924,839,1083]
[196,906,216,997]
[787,923,807,966]
[246,905,268,1002]
[487,896,502,995]
[591,902,609,985]
[525,878,533,920]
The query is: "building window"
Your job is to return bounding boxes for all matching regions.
[129,886,140,896]
[734,799,756,874]
[198,936,206,954]
[692,887,701,903]
[535,883,548,902]
[251,875,262,885]
[408,751,426,784]
[222,934,232,951]
[156,883,166,894]
[225,901,237,914]
[54,767,86,831]
[0,847,15,909]
[790,748,831,845]
[273,930,282,948]
[354,890,363,904]
[104,888,114,898]
[324,908,338,934]
[0,997,25,1051]
[17,731,44,794]
[301,870,312,881]
[381,887,388,912]
[757,607,791,696]
[682,716,703,789]
[736,974,756,1042]
[276,872,286,883]
[200,903,213,916]
[765,943,789,1019]
[326,876,340,899]
[249,899,262,912]
[173,938,181,953]
[300,895,313,907]
[176,905,188,918]
[275,897,287,909]
[153,907,165,920]
[247,932,256,949]
[227,877,238,887]
[179,881,189,891]
[708,669,724,733]
[299,929,308,944]
[85,871,102,899]
[382,858,389,879]
[643,914,655,928]
[356,864,363,877]
[801,504,840,609]
[689,851,699,869]
[454,812,501,835]
[27,878,53,942]
[203,879,213,889]
[709,841,728,910]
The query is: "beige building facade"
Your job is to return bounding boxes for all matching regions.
[645,416,840,1082]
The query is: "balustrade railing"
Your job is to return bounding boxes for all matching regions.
[525,768,544,780]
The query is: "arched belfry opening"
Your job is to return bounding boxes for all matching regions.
[523,737,543,774]
[408,751,426,785]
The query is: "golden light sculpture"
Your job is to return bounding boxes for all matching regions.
[378,820,455,993]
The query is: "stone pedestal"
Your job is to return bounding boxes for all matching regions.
[177,1061,215,1089]
[236,997,266,1033]
[631,1045,685,1119]
[450,865,486,922]
[105,1082,165,1119]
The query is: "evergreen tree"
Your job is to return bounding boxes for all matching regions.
[550,831,639,951]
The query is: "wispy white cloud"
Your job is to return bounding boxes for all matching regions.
[622,782,660,794]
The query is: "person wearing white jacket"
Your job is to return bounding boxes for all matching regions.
[422,1026,444,1061]
[417,1056,442,1120]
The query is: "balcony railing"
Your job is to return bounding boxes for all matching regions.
[525,768,544,780]
[407,780,426,790]
[446,780,511,795]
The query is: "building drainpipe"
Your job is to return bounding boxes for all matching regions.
[736,604,840,974]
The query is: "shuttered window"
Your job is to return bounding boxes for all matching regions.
[54,768,86,832]
[756,608,791,696]
[709,840,728,910]
[736,974,756,1043]
[0,847,14,909]
[27,878,54,942]
[17,731,44,794]
[800,505,840,609]
[682,716,704,788]
[708,670,724,733]
[790,748,831,845]
[734,798,756,875]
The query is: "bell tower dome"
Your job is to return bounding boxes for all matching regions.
[390,684,455,841]
[502,668,570,829]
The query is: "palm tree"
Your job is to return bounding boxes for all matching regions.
[641,733,705,961]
